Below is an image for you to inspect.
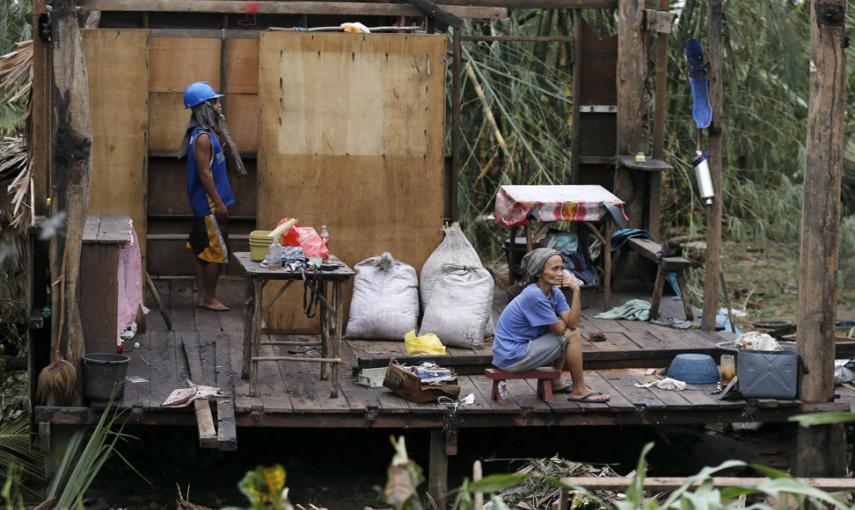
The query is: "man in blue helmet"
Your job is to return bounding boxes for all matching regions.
[179,81,235,311]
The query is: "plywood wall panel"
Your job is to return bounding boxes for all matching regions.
[148,92,188,153]
[257,32,446,333]
[224,94,258,151]
[225,38,259,93]
[84,29,150,260]
[224,39,258,152]
[150,37,221,92]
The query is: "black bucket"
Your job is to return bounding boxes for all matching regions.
[83,353,129,401]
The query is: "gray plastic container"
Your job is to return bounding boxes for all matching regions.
[737,350,803,399]
[83,353,129,401]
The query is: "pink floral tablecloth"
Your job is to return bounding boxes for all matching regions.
[494,185,626,228]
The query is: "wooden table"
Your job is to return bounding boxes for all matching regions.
[234,252,355,398]
[493,185,626,308]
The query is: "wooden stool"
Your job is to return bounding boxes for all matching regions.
[622,238,694,321]
[485,367,560,404]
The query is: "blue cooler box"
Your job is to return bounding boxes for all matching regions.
[737,350,806,399]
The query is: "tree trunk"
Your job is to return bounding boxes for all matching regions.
[797,0,846,403]
[50,0,92,371]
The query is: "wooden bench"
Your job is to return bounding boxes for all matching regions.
[485,367,560,404]
[626,238,693,321]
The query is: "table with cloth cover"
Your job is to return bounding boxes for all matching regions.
[494,185,626,307]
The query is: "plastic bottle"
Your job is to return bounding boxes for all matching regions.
[319,225,330,248]
[265,241,283,269]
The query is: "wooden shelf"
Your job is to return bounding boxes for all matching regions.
[577,155,614,165]
[616,155,672,172]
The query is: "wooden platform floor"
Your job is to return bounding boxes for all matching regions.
[38,279,849,429]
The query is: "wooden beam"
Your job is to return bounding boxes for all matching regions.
[215,333,237,451]
[30,0,50,218]
[450,27,462,221]
[338,0,616,6]
[701,0,723,331]
[560,476,855,492]
[50,0,93,377]
[77,0,507,18]
[648,0,669,242]
[614,0,649,227]
[462,34,572,42]
[795,0,848,476]
[181,334,218,448]
[429,429,448,510]
[797,0,846,403]
[405,0,463,29]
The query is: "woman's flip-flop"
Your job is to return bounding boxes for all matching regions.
[568,391,610,403]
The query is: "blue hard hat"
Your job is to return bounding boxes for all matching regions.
[183,81,223,109]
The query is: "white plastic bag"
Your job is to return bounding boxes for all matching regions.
[419,264,494,348]
[345,252,419,340]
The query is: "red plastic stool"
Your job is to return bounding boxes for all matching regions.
[485,367,561,404]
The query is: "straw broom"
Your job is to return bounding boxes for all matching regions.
[35,245,77,404]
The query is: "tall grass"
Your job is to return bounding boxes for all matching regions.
[0,0,31,136]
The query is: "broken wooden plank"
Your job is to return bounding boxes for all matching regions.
[215,333,237,451]
[181,333,218,448]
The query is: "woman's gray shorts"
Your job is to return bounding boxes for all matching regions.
[502,332,566,372]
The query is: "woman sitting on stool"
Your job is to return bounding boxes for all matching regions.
[492,248,610,403]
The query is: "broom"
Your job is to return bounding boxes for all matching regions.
[35,245,78,404]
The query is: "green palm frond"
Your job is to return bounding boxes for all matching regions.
[0,416,43,483]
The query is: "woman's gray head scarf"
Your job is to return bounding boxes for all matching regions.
[177,102,220,159]
[521,248,560,279]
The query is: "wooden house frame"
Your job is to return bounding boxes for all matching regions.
[25,0,848,505]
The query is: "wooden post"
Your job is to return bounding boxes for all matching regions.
[614,0,649,225]
[428,429,448,510]
[794,424,847,477]
[798,0,846,403]
[794,0,847,477]
[30,0,50,217]
[649,0,668,242]
[450,27,462,221]
[700,0,723,331]
[50,0,93,371]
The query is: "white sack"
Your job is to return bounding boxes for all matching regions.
[419,263,494,348]
[420,222,483,310]
[345,252,419,340]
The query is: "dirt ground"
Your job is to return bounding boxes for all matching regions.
[78,423,798,509]
[686,240,855,332]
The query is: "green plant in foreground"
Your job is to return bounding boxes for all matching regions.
[237,464,293,510]
[42,400,147,510]
[442,441,851,509]
[383,436,425,510]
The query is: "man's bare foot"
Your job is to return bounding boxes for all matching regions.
[198,298,230,311]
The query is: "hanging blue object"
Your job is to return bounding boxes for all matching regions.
[685,39,712,129]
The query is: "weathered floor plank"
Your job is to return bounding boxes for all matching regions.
[104,280,836,431]
[215,332,238,451]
